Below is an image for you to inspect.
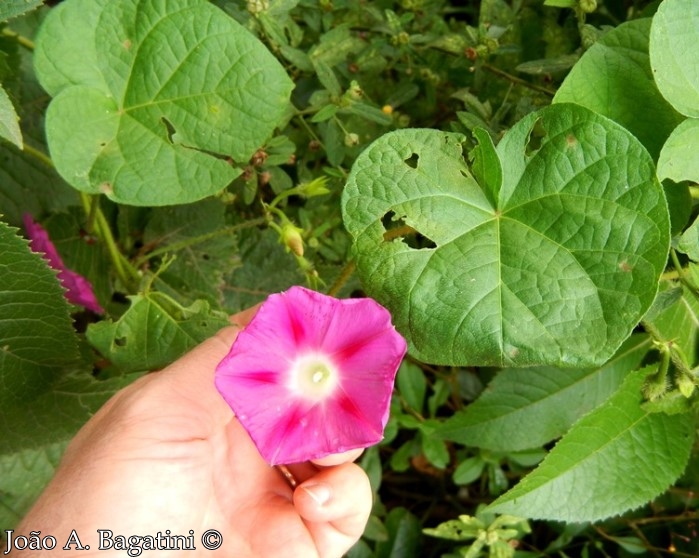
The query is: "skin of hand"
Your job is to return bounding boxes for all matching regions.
[12,308,373,557]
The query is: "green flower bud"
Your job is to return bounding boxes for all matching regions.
[281,222,305,257]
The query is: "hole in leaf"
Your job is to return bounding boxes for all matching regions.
[524,118,546,157]
[381,210,436,250]
[114,337,127,347]
[404,153,419,169]
[161,116,177,144]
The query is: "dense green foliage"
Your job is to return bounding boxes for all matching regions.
[1,0,698,555]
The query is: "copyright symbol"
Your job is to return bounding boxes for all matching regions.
[201,529,223,550]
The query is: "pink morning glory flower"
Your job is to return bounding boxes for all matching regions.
[24,214,104,314]
[215,286,407,465]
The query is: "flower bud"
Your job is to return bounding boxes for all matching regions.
[281,222,304,257]
[298,176,330,198]
[579,0,597,13]
[344,132,360,147]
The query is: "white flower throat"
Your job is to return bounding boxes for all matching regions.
[289,354,339,401]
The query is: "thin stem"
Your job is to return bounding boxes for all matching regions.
[21,143,53,167]
[481,63,556,97]
[82,193,140,290]
[134,217,267,267]
[326,260,356,297]
[1,28,35,51]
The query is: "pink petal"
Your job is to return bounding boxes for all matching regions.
[24,214,104,314]
[214,286,407,465]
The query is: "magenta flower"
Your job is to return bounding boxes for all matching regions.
[24,214,104,314]
[215,286,407,465]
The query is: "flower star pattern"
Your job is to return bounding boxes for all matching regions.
[215,286,407,465]
[23,214,104,314]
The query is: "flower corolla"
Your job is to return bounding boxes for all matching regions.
[215,286,407,465]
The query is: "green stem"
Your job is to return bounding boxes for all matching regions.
[80,192,139,290]
[134,217,267,267]
[481,63,556,97]
[1,28,35,51]
[326,260,356,297]
[21,143,53,167]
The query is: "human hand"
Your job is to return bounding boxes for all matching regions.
[13,308,372,557]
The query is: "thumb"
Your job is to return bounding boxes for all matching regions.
[294,462,372,558]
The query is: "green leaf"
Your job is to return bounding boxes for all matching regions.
[0,0,43,21]
[657,119,699,183]
[342,104,670,367]
[453,456,485,485]
[649,0,699,118]
[222,228,304,313]
[34,0,293,206]
[0,221,81,406]
[0,143,79,227]
[396,361,427,412]
[143,199,239,308]
[437,335,651,452]
[643,283,699,370]
[375,507,423,558]
[469,127,501,208]
[86,293,229,373]
[0,371,139,527]
[487,368,696,522]
[677,214,699,262]
[554,18,684,160]
[0,84,22,149]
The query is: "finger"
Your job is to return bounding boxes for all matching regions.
[311,449,363,467]
[294,463,372,558]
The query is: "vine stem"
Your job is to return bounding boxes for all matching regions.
[1,28,35,51]
[481,63,556,97]
[22,143,140,291]
[134,217,267,267]
[326,259,356,297]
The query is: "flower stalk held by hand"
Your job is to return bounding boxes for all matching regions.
[215,286,407,465]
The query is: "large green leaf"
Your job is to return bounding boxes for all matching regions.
[437,335,650,452]
[34,0,294,206]
[0,371,139,528]
[342,104,670,367]
[488,368,695,522]
[0,221,80,406]
[554,18,684,160]
[649,0,699,118]
[86,293,230,373]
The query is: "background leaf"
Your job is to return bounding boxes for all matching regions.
[142,199,240,308]
[342,104,669,367]
[657,119,699,184]
[34,0,294,206]
[487,368,696,522]
[649,0,699,118]
[0,84,22,148]
[86,293,230,373]
[437,335,650,452]
[0,0,43,22]
[554,18,683,160]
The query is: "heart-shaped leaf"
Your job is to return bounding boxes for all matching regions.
[342,104,670,367]
[34,0,293,206]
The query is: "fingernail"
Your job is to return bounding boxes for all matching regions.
[302,483,332,506]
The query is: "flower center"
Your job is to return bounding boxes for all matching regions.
[289,354,339,401]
